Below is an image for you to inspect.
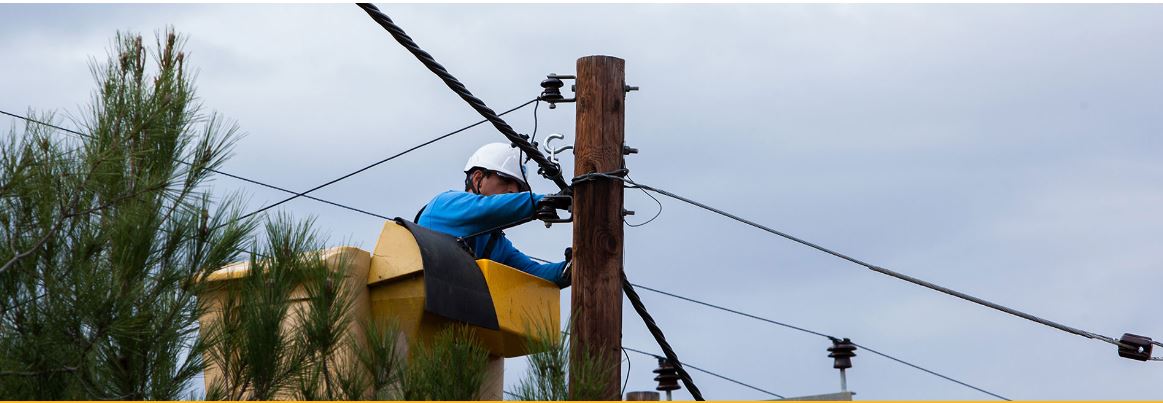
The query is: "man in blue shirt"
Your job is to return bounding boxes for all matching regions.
[416,143,571,288]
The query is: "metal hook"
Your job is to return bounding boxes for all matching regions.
[542,133,573,165]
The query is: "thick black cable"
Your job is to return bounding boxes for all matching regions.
[575,171,1156,359]
[630,283,1011,400]
[620,271,705,400]
[234,98,538,223]
[621,346,783,399]
[1,109,391,220]
[356,3,571,193]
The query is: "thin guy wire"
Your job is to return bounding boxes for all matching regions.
[234,98,537,223]
[630,283,1010,400]
[357,3,571,192]
[575,171,1153,357]
[1,109,390,220]
[621,271,705,400]
[621,346,784,399]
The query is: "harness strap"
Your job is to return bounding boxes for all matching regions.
[482,230,503,258]
[414,204,427,223]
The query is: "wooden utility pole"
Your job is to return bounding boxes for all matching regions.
[571,55,626,400]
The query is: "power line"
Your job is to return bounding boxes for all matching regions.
[356,3,570,193]
[625,174,663,228]
[574,171,1159,361]
[533,254,1009,399]
[629,283,1010,400]
[1,109,388,220]
[621,346,784,399]
[5,100,536,224]
[233,98,537,223]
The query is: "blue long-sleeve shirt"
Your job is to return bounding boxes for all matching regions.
[416,190,567,284]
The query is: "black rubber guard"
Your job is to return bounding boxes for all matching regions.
[395,218,499,330]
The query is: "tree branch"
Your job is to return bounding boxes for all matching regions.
[0,366,78,377]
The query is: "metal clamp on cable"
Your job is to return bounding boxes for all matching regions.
[535,193,572,228]
[1118,333,1154,361]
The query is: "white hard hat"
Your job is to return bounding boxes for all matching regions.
[464,143,529,190]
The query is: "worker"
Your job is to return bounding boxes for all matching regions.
[416,142,572,288]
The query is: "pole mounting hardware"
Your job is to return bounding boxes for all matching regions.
[543,133,574,165]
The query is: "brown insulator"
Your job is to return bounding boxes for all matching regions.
[653,357,681,392]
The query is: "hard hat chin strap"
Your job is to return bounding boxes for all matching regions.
[466,169,484,194]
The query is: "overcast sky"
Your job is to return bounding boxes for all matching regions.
[4,3,1163,400]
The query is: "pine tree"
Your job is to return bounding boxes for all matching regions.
[0,28,252,400]
[1,27,616,401]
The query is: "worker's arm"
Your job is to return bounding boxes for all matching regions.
[489,235,568,285]
[419,191,543,236]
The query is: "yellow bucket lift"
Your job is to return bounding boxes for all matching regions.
[198,218,560,399]
[366,218,560,358]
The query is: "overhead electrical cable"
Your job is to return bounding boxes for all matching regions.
[356,3,570,192]
[531,252,1011,400]
[573,171,1162,361]
[630,283,1011,400]
[354,7,717,400]
[621,346,784,399]
[5,100,537,224]
[233,98,538,222]
[2,109,388,219]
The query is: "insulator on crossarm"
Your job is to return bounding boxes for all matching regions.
[538,74,576,109]
[540,77,564,103]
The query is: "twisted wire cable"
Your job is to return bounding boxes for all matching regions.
[621,271,705,400]
[356,3,571,192]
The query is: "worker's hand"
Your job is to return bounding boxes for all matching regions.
[555,247,573,289]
